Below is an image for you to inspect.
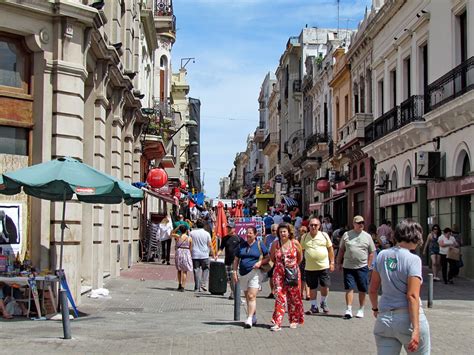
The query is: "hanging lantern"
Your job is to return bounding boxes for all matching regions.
[146,168,168,188]
[179,179,187,190]
[316,179,330,193]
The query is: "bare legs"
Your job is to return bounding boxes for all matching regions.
[244,288,258,317]
[177,270,188,289]
[431,254,441,279]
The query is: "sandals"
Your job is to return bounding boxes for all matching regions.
[270,324,281,332]
[2,313,13,320]
[290,323,298,329]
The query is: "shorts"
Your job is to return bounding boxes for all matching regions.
[343,266,369,292]
[239,269,262,292]
[305,269,331,289]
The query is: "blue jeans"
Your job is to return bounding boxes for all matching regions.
[374,311,430,355]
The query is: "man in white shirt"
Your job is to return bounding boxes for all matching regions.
[190,219,216,292]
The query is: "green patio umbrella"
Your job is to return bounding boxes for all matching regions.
[0,156,144,270]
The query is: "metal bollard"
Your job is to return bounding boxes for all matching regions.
[233,279,241,321]
[427,273,433,308]
[60,290,72,339]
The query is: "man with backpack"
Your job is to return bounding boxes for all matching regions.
[301,218,335,314]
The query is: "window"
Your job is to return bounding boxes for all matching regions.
[360,162,365,177]
[335,98,340,129]
[378,79,384,115]
[354,83,359,114]
[344,95,349,120]
[390,69,397,108]
[360,78,366,113]
[404,165,412,187]
[405,203,413,219]
[403,57,411,100]
[390,170,398,191]
[355,192,364,217]
[456,10,467,64]
[462,155,470,176]
[0,36,29,92]
[0,126,29,155]
[419,44,428,95]
[352,165,358,180]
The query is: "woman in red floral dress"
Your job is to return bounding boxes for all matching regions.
[270,222,304,331]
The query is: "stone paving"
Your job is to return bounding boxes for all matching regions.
[0,261,473,354]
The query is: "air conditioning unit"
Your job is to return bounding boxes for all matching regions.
[415,151,443,179]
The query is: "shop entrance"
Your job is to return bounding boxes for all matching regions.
[459,195,472,246]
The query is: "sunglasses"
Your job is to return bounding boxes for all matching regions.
[355,221,365,225]
[309,224,320,227]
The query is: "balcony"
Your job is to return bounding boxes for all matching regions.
[254,127,265,143]
[142,134,166,161]
[253,164,264,179]
[160,141,177,168]
[288,129,304,165]
[153,0,176,43]
[304,132,330,158]
[336,113,373,152]
[263,132,279,156]
[426,56,473,113]
[365,95,425,144]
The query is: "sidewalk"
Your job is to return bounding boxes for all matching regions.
[0,261,472,354]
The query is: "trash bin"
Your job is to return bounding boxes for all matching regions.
[209,260,227,295]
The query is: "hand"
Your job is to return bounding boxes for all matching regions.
[233,273,239,284]
[214,255,218,261]
[372,310,378,318]
[407,329,420,353]
[329,264,335,272]
[253,261,262,269]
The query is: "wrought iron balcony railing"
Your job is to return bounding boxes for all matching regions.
[305,132,329,151]
[154,0,173,16]
[426,56,473,112]
[365,95,425,144]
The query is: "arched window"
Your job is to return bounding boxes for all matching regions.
[360,162,365,177]
[352,165,358,180]
[404,165,412,187]
[462,154,471,176]
[391,170,398,191]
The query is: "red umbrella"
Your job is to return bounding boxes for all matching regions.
[215,201,228,238]
[234,199,244,218]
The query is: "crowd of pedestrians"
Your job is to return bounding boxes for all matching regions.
[148,202,469,355]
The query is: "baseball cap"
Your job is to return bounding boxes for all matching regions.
[227,221,235,228]
[353,215,364,223]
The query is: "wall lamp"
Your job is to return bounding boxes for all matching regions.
[180,141,198,157]
[168,120,198,141]
[432,136,440,151]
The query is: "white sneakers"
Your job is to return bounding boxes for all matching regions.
[343,308,364,319]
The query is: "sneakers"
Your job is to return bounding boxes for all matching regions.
[343,309,353,319]
[270,324,281,332]
[200,285,208,292]
[320,301,330,314]
[228,295,234,300]
[289,323,298,329]
[305,305,319,315]
[244,318,253,329]
[355,309,364,318]
[433,277,441,281]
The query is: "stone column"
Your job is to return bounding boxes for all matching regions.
[121,128,134,269]
[132,141,142,263]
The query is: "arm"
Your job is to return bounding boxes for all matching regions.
[336,241,345,271]
[270,242,277,263]
[232,256,240,283]
[294,240,303,265]
[367,252,375,269]
[188,237,193,254]
[406,276,422,353]
[328,246,335,272]
[423,234,431,255]
[368,269,381,318]
[208,238,216,259]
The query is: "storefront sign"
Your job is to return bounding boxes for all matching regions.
[428,176,474,199]
[234,218,264,241]
[380,187,416,208]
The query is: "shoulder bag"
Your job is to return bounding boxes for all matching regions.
[257,241,273,273]
[447,247,461,261]
[282,241,299,287]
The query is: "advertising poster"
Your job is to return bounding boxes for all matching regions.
[234,217,264,241]
[0,203,22,255]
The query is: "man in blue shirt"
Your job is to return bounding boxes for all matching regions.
[264,224,279,299]
[263,212,274,235]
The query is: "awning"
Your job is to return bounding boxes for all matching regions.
[282,195,298,207]
[142,187,179,206]
[308,202,322,211]
[322,193,347,203]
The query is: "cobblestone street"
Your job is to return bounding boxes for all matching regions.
[0,261,472,354]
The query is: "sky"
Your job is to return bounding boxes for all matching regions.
[171,0,372,198]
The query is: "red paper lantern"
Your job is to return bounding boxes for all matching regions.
[179,179,187,190]
[146,168,168,188]
[316,179,330,193]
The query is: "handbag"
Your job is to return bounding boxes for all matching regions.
[257,241,273,273]
[282,241,299,287]
[447,247,461,261]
